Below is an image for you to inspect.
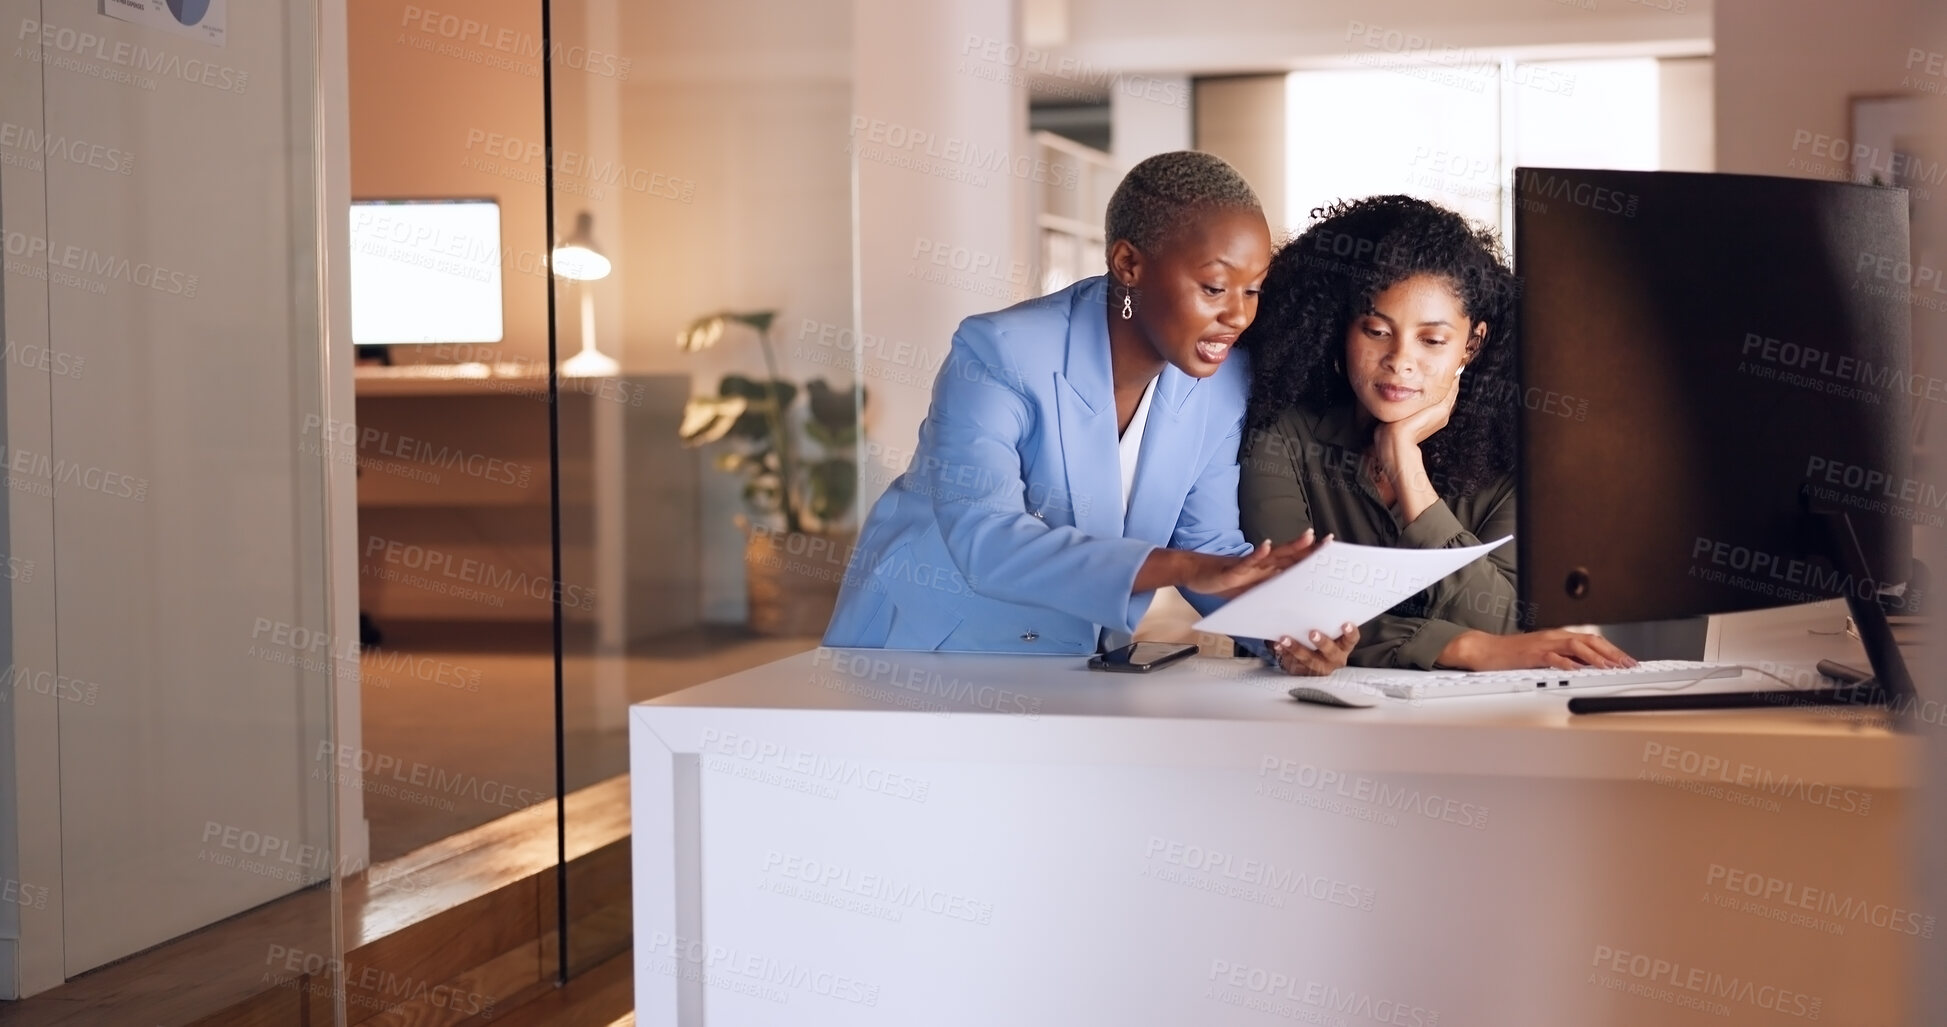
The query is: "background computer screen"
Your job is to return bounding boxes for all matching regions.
[1516,168,1913,629]
[349,198,504,345]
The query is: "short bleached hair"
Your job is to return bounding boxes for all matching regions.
[1105,150,1263,254]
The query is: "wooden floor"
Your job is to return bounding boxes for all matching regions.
[0,777,632,1026]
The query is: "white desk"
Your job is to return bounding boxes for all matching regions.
[631,640,1924,1026]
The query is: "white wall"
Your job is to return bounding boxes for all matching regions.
[1713,0,1915,176]
[852,0,1027,518]
[0,0,349,988]
[1111,73,1192,170]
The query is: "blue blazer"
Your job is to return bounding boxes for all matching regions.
[823,276,1257,653]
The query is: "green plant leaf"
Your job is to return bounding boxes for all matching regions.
[729,311,777,335]
[803,418,857,450]
[807,457,857,524]
[677,315,727,352]
[727,410,776,442]
[803,418,838,449]
[678,396,749,445]
[719,376,798,411]
[718,374,761,398]
[743,478,781,511]
[805,378,856,431]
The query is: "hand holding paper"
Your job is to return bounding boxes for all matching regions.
[1194,536,1513,646]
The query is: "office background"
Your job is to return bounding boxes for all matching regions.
[0,0,1942,1022]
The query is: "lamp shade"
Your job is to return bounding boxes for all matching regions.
[551,211,611,281]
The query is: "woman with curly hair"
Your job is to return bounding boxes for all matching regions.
[1239,195,1635,674]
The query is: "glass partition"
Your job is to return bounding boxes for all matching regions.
[343,0,564,865]
[335,0,573,1016]
[545,0,863,978]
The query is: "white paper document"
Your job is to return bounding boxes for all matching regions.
[1193,536,1513,644]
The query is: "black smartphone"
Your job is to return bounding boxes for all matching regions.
[1087,641,1199,673]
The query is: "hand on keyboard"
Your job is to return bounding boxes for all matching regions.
[1443,628,1637,672]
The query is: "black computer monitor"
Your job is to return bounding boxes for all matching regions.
[1514,168,1916,710]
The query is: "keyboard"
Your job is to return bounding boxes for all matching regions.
[1356,660,1744,701]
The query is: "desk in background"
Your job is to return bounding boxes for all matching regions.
[352,365,699,647]
[630,619,1922,1026]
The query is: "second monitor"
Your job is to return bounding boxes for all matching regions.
[1513,168,1917,709]
[1515,168,1913,625]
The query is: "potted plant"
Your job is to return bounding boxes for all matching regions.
[677,310,862,635]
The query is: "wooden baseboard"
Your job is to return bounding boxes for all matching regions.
[311,776,631,1026]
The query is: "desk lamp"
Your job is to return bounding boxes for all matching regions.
[553,211,618,377]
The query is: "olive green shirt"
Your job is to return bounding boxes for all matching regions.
[1239,404,1519,670]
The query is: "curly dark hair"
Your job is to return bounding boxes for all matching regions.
[1241,195,1521,498]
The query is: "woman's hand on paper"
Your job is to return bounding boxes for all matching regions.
[1137,530,1325,598]
[1272,622,1361,676]
[1193,531,1326,600]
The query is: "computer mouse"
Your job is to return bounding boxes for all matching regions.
[1287,682,1380,708]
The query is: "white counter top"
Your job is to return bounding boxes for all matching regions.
[638,648,1916,788]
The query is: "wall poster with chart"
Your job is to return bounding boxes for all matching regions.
[99,0,226,48]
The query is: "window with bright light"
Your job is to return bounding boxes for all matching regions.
[1508,60,1660,173]
[1285,58,1663,237]
[1286,66,1504,231]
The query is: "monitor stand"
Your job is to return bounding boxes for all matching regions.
[1568,509,1916,724]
